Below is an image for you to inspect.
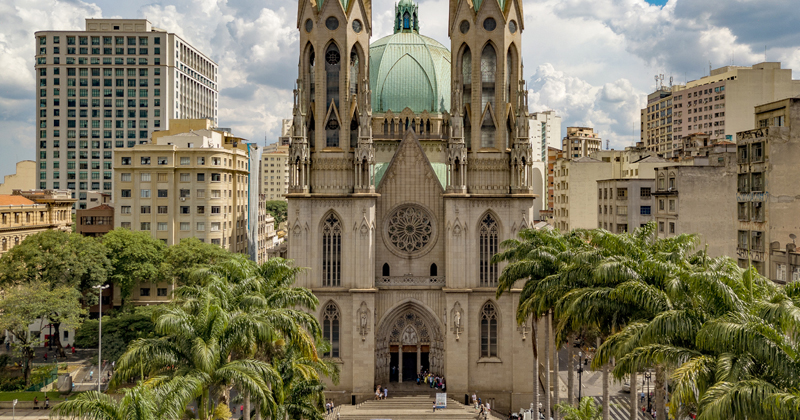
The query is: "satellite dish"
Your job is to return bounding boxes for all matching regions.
[790,233,797,244]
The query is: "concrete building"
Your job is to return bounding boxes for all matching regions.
[641,62,800,157]
[562,127,601,158]
[529,111,562,161]
[113,120,267,263]
[596,178,655,233]
[736,97,800,281]
[262,142,289,201]
[0,161,36,194]
[543,147,564,220]
[0,190,75,256]
[552,145,670,232]
[34,19,218,209]
[652,143,738,259]
[76,203,114,237]
[287,0,538,411]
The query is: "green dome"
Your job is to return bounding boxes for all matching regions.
[369,32,451,114]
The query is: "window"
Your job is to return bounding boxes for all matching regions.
[479,214,499,287]
[121,189,131,197]
[322,213,342,287]
[616,188,627,199]
[659,222,664,232]
[197,173,205,181]
[669,200,676,212]
[180,206,190,214]
[210,222,220,232]
[157,288,168,297]
[322,303,340,358]
[480,302,498,358]
[196,222,205,231]
[140,189,151,198]
[751,231,764,251]
[158,206,168,214]
[140,287,151,297]
[180,173,190,182]
[140,206,151,214]
[738,230,749,249]
[738,174,750,193]
[157,189,168,198]
[157,222,167,231]
[157,156,168,165]
[738,202,749,221]
[210,173,221,182]
[180,157,190,165]
[141,156,151,165]
[640,206,651,215]
[120,206,131,214]
[121,157,131,165]
[140,173,151,182]
[659,199,665,211]
[140,222,151,230]
[669,222,675,234]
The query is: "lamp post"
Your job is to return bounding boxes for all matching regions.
[577,351,584,401]
[93,284,109,393]
[48,323,52,351]
[643,371,652,416]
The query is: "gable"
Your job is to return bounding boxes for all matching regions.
[376,129,445,194]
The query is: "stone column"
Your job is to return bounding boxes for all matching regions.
[398,345,403,383]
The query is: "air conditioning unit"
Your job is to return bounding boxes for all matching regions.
[180,197,186,201]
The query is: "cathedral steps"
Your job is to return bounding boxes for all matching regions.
[335,395,482,420]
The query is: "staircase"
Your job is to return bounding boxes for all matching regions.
[334,395,483,420]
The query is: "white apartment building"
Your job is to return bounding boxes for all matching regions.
[529,111,562,162]
[261,120,291,201]
[34,19,219,209]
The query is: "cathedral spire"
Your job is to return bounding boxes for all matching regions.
[394,0,419,33]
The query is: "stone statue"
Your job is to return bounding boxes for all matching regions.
[454,310,461,330]
[402,327,418,345]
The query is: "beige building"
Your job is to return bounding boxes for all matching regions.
[652,143,738,259]
[0,161,36,194]
[561,127,601,158]
[35,19,218,209]
[262,136,289,201]
[288,0,538,411]
[596,178,654,233]
[553,145,669,232]
[113,121,267,262]
[736,97,800,282]
[0,190,74,256]
[642,62,800,157]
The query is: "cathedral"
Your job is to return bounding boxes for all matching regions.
[286,0,537,411]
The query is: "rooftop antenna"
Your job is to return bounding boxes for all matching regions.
[669,76,673,88]
[654,75,659,90]
[709,61,712,76]
[606,139,610,150]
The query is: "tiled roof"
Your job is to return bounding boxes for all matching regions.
[0,195,35,206]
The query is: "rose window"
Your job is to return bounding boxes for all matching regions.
[387,206,433,253]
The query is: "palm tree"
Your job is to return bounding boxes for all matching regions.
[50,385,185,420]
[555,397,603,420]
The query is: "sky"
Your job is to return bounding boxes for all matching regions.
[2,0,800,179]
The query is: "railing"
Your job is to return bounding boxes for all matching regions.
[376,276,445,287]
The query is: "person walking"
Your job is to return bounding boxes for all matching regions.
[44,396,50,409]
[44,352,48,362]
[383,387,388,400]
[472,393,477,409]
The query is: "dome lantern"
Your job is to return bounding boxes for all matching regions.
[394,0,419,34]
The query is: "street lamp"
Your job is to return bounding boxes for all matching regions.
[577,351,585,401]
[48,323,52,351]
[643,371,653,415]
[93,284,110,393]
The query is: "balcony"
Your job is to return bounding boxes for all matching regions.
[376,275,445,288]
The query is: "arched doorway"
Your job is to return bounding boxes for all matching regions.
[375,302,444,385]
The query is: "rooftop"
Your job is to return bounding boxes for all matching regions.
[0,195,35,206]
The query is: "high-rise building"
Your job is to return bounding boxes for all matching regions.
[113,120,266,262]
[529,111,562,162]
[34,19,218,210]
[641,62,800,158]
[562,127,602,158]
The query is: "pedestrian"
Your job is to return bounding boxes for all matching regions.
[71,346,76,354]
[432,403,436,413]
[44,352,48,361]
[112,360,115,370]
[383,387,388,399]
[472,393,477,409]
[326,401,331,414]
[240,404,244,415]
[487,402,491,413]
[45,396,50,409]
[89,370,94,381]
[376,385,382,400]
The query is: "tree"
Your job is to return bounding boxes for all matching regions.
[0,230,110,356]
[555,397,603,420]
[265,200,287,228]
[160,238,232,286]
[0,282,84,385]
[102,228,167,301]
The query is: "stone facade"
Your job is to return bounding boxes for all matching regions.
[287,0,536,412]
[0,190,74,256]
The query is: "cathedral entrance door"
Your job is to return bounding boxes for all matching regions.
[389,349,399,382]
[402,347,417,381]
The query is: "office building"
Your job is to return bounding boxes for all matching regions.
[262,123,290,201]
[641,62,800,157]
[113,120,267,263]
[34,18,218,209]
[736,97,800,282]
[596,178,655,233]
[562,127,601,158]
[0,190,75,256]
[529,111,562,161]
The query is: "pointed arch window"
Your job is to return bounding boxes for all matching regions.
[403,12,410,29]
[382,263,390,276]
[322,303,340,358]
[325,44,341,148]
[461,46,472,149]
[308,46,316,149]
[480,302,498,358]
[479,213,499,287]
[322,213,342,286]
[480,45,496,148]
[430,263,437,277]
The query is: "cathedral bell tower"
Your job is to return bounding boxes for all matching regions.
[291,0,372,194]
[448,0,528,194]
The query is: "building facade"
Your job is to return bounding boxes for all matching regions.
[596,178,654,233]
[561,126,601,158]
[262,142,289,201]
[113,123,266,262]
[529,111,561,162]
[0,190,74,256]
[34,19,218,209]
[736,97,800,281]
[641,62,800,157]
[0,161,36,194]
[287,0,536,411]
[653,144,737,259]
